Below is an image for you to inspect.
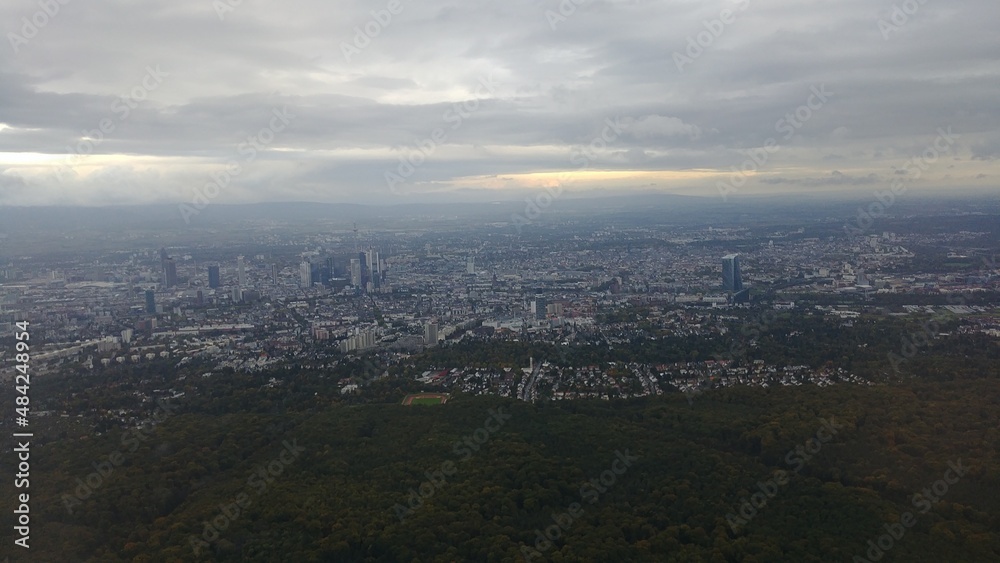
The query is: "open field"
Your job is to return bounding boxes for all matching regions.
[402,393,450,405]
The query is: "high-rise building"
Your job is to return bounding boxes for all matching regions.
[533,294,547,320]
[856,269,869,287]
[208,264,221,289]
[339,328,379,353]
[424,322,438,346]
[163,258,178,288]
[722,254,743,292]
[159,248,169,277]
[369,250,381,289]
[359,251,370,287]
[271,263,279,285]
[145,290,156,314]
[299,262,312,288]
[467,256,475,275]
[237,256,247,287]
[324,256,335,284]
[350,258,361,286]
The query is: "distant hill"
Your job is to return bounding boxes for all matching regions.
[0,191,997,233]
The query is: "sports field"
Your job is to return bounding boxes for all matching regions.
[402,393,449,405]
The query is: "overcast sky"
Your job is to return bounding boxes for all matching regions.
[0,0,997,206]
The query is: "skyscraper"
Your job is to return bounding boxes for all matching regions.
[359,251,370,287]
[324,256,335,283]
[145,289,156,314]
[208,264,221,289]
[350,258,361,286]
[299,262,312,288]
[424,322,438,346]
[370,250,380,289]
[237,256,247,287]
[722,254,743,292]
[533,294,547,320]
[163,258,178,288]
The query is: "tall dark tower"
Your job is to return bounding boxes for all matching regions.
[722,254,743,292]
[208,264,221,289]
[358,251,369,288]
[163,258,178,288]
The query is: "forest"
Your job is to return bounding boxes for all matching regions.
[3,373,999,562]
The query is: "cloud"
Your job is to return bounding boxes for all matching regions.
[622,115,702,140]
[0,0,996,205]
[971,136,1000,160]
